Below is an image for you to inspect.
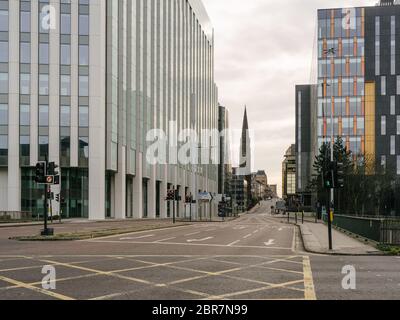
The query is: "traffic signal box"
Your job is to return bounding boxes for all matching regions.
[323,161,345,189]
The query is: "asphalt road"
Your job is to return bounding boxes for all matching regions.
[0,201,399,300]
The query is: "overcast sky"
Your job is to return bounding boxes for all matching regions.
[203,0,376,196]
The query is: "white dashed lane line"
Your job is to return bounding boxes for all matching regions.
[120,234,154,240]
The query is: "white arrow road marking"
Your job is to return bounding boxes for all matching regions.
[120,234,154,240]
[227,240,241,246]
[264,239,276,246]
[187,237,214,243]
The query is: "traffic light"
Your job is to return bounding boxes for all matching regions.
[35,162,46,183]
[166,190,174,201]
[322,161,334,189]
[333,161,345,189]
[47,162,59,176]
[55,194,60,203]
[174,190,181,202]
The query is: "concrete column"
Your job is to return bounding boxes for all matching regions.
[132,152,143,219]
[49,0,60,164]
[88,0,106,220]
[160,164,168,218]
[7,0,21,212]
[114,145,126,219]
[70,0,79,167]
[147,165,156,219]
[30,0,38,166]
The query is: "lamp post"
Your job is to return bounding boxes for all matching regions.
[323,47,336,250]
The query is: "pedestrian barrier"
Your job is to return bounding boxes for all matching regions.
[323,214,400,245]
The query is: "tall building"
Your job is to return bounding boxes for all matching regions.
[0,0,219,220]
[218,104,231,196]
[317,0,400,174]
[282,144,296,201]
[296,84,317,205]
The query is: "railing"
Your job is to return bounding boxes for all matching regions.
[324,214,400,245]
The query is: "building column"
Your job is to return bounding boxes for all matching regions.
[148,165,156,219]
[114,145,126,219]
[88,0,107,220]
[132,153,143,219]
[160,165,168,218]
[7,0,20,212]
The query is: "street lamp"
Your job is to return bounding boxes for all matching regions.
[323,47,336,250]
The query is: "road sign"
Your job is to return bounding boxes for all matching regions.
[198,192,212,202]
[46,176,54,184]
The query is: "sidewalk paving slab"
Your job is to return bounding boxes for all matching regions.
[299,222,383,256]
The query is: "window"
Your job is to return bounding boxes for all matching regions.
[60,106,70,127]
[381,155,386,170]
[381,116,386,136]
[0,73,8,94]
[0,10,8,32]
[79,45,89,66]
[397,116,400,135]
[20,105,30,126]
[381,76,386,96]
[60,14,71,35]
[20,73,30,95]
[20,135,30,158]
[398,156,400,175]
[39,105,49,127]
[0,42,8,63]
[79,106,89,127]
[39,136,49,159]
[39,74,49,95]
[20,42,31,64]
[78,136,89,166]
[60,75,70,96]
[79,76,89,96]
[39,43,49,64]
[79,15,89,36]
[20,11,31,33]
[391,135,396,155]
[0,105,7,125]
[391,96,396,115]
[60,44,70,65]
[0,135,7,157]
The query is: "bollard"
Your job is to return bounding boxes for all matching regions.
[302,211,304,224]
[295,211,298,224]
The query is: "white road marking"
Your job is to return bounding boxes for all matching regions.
[265,239,276,246]
[187,237,214,243]
[233,226,246,230]
[205,229,217,232]
[120,234,154,240]
[227,240,241,247]
[278,228,283,231]
[185,231,201,236]
[243,234,252,239]
[154,237,176,243]
[253,230,259,234]
[91,240,293,250]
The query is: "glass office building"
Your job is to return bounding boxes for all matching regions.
[316,1,400,174]
[0,0,219,220]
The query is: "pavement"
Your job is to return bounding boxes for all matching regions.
[0,201,400,300]
[298,222,381,256]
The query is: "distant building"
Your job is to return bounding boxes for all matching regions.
[282,145,296,201]
[295,85,318,206]
[268,184,278,198]
[218,105,232,197]
[231,167,248,213]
